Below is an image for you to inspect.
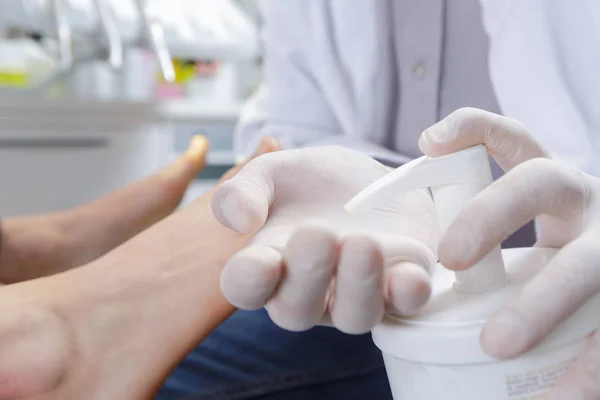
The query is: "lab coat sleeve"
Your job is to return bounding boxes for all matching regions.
[481,0,600,175]
[234,0,409,166]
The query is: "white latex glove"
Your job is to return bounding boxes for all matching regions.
[211,146,438,334]
[419,108,600,400]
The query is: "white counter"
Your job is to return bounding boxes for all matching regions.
[0,98,241,215]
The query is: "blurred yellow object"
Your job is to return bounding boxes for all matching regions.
[0,70,29,88]
[0,38,58,90]
[158,59,196,84]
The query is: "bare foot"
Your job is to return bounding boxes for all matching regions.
[0,136,209,284]
[0,137,281,400]
[0,195,245,400]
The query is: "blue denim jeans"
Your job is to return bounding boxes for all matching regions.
[157,308,392,400]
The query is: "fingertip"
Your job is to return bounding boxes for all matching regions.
[260,136,282,153]
[186,135,210,169]
[189,134,210,154]
[386,262,432,316]
[480,329,512,360]
[159,135,209,182]
[418,116,458,157]
[481,308,532,360]
[418,129,440,156]
[252,137,282,159]
[211,184,236,231]
[211,180,269,234]
[283,223,340,278]
[419,108,490,157]
[437,226,483,271]
[221,246,283,310]
[265,306,315,332]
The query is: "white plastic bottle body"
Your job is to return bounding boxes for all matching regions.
[344,149,600,399]
[382,339,583,400]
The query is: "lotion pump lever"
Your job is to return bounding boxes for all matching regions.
[345,144,506,292]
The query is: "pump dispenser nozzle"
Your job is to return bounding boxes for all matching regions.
[345,145,506,292]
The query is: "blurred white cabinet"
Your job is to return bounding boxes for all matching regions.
[0,100,171,216]
[162,100,241,205]
[163,100,240,164]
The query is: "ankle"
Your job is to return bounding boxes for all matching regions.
[0,293,74,399]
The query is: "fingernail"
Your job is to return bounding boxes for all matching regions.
[185,135,209,166]
[482,310,530,359]
[161,136,208,180]
[265,136,281,151]
[253,139,269,157]
[254,137,278,157]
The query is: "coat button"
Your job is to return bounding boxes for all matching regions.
[412,61,427,78]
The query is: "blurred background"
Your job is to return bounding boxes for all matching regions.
[0,0,261,216]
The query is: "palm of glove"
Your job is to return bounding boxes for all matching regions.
[212,146,438,334]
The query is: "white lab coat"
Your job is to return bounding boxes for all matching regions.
[236,0,600,175]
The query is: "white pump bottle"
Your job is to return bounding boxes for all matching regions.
[345,145,600,399]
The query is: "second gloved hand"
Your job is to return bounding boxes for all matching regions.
[211,146,438,334]
[419,108,600,399]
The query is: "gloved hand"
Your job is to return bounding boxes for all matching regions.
[419,108,600,400]
[212,146,438,334]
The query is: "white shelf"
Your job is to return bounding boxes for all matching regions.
[159,99,242,121]
[170,150,235,167]
[207,150,235,165]
[180,180,218,207]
